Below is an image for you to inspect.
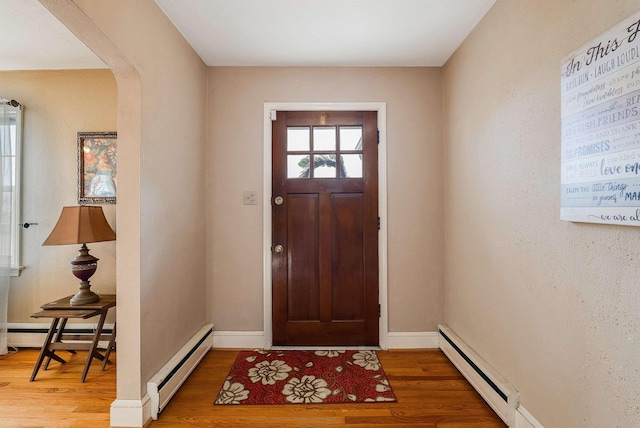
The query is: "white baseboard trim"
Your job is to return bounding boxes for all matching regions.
[7,322,115,348]
[387,331,439,349]
[211,330,438,349]
[212,331,265,348]
[110,395,151,428]
[516,405,544,428]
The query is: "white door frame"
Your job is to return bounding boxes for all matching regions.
[263,102,388,350]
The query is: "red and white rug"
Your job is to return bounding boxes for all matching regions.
[214,350,397,405]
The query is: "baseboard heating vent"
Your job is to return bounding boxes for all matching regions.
[8,323,114,348]
[438,324,519,426]
[148,324,213,420]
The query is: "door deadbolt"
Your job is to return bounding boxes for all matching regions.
[274,196,284,206]
[274,244,284,254]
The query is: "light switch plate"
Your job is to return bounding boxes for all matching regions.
[243,191,258,205]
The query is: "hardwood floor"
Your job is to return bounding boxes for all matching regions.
[0,348,506,428]
[0,348,115,427]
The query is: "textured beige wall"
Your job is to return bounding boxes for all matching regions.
[42,0,208,403]
[1,69,116,324]
[443,0,640,426]
[207,67,444,333]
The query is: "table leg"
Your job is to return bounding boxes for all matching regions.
[80,310,108,383]
[56,318,77,353]
[30,318,66,381]
[102,323,116,371]
[43,318,75,371]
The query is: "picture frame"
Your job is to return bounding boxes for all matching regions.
[77,131,117,204]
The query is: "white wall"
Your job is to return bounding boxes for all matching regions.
[443,0,640,426]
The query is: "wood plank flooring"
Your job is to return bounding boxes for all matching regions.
[0,348,506,428]
[0,348,115,427]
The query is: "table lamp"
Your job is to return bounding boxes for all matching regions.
[42,206,116,305]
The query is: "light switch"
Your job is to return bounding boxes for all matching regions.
[243,191,258,205]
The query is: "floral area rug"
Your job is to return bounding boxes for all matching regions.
[214,350,397,405]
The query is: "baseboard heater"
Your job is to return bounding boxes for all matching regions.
[147,324,213,420]
[438,324,519,426]
[8,323,114,348]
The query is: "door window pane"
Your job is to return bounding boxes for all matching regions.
[287,127,310,151]
[288,154,310,178]
[340,154,363,178]
[340,127,363,150]
[313,154,337,178]
[313,127,336,151]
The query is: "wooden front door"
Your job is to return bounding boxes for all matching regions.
[272,111,379,346]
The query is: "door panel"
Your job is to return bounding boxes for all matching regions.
[272,111,378,346]
[287,194,319,321]
[332,194,364,321]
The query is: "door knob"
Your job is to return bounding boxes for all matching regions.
[274,244,284,254]
[274,196,284,206]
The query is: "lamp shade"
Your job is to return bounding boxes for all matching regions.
[42,206,116,246]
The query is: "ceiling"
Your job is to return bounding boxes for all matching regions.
[0,0,496,70]
[0,0,106,71]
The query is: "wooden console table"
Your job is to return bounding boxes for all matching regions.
[30,294,116,383]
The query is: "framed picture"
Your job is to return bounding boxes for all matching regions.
[77,131,117,204]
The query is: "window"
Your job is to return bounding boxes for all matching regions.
[286,125,364,179]
[0,101,23,276]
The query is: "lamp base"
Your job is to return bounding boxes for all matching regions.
[70,287,100,306]
[69,244,101,306]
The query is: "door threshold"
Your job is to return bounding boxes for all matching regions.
[269,346,381,351]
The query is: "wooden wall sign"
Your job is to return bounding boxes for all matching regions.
[561,11,640,226]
